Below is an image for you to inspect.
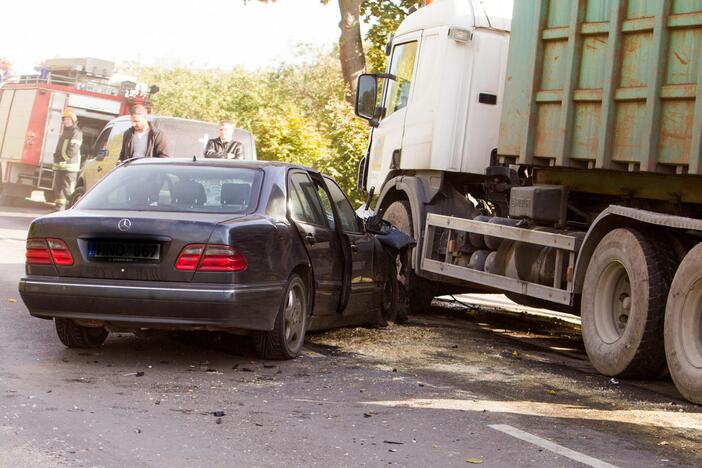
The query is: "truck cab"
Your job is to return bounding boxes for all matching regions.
[356,0,513,193]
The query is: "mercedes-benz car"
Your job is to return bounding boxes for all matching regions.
[19,159,395,359]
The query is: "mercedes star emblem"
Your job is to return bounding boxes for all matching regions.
[118,218,132,232]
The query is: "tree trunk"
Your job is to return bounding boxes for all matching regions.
[337,0,366,104]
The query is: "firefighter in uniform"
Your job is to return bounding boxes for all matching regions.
[52,108,82,210]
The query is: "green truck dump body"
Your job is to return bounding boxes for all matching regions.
[498,0,702,184]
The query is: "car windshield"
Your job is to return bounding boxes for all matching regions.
[75,164,262,214]
[156,120,219,158]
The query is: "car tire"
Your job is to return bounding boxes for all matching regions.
[382,200,435,318]
[256,274,308,360]
[69,185,85,208]
[664,242,702,404]
[55,318,109,348]
[581,228,675,378]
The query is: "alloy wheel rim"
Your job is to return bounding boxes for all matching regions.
[284,283,304,349]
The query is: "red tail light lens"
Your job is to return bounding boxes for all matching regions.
[47,238,74,265]
[199,245,247,272]
[26,239,52,264]
[175,244,247,272]
[26,238,74,266]
[175,244,205,271]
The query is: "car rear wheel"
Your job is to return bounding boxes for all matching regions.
[256,274,308,360]
[665,243,702,404]
[55,318,109,348]
[581,228,674,378]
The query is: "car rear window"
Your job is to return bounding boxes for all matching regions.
[75,164,262,214]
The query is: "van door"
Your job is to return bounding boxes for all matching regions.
[365,33,421,193]
[86,119,131,190]
[81,124,112,190]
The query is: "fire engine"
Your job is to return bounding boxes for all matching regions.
[0,57,155,203]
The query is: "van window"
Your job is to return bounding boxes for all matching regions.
[91,126,111,159]
[384,41,418,117]
[156,120,220,158]
[105,120,133,159]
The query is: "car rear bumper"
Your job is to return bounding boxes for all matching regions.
[19,276,286,331]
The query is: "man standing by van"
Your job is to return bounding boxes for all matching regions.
[204,121,242,159]
[119,104,169,161]
[53,108,82,211]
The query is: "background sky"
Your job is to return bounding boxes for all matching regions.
[2,0,343,75]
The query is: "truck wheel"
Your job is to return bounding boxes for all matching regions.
[665,243,702,404]
[581,228,674,378]
[55,318,108,348]
[69,185,85,208]
[256,274,307,360]
[382,200,435,316]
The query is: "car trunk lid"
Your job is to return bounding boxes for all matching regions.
[28,210,243,282]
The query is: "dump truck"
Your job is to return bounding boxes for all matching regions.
[354,0,702,404]
[0,57,152,203]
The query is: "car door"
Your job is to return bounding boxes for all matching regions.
[81,124,112,190]
[287,170,345,316]
[322,176,377,316]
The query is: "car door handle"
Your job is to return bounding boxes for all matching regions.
[350,242,358,253]
[97,166,103,172]
[305,233,316,245]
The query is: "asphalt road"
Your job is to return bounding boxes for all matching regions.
[1,200,701,467]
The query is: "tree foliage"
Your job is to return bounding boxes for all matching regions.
[134,48,369,205]
[360,0,415,73]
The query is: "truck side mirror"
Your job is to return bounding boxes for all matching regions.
[355,74,380,126]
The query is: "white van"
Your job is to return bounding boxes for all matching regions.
[71,115,257,205]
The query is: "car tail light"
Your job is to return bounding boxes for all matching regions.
[47,239,74,265]
[175,244,205,271]
[26,238,74,266]
[175,244,247,272]
[26,239,52,264]
[199,245,247,272]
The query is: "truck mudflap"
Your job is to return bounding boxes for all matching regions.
[420,213,581,306]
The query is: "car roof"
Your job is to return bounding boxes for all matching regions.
[121,157,319,174]
[110,114,215,126]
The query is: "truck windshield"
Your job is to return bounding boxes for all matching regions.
[75,164,262,214]
[384,41,418,116]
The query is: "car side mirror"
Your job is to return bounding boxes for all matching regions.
[355,74,380,126]
[95,148,107,161]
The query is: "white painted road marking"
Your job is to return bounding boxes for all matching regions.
[488,424,619,468]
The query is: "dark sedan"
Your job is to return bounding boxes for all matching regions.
[19,159,396,359]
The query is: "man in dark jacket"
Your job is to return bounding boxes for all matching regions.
[119,104,169,161]
[204,121,243,159]
[52,108,82,210]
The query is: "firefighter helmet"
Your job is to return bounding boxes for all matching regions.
[63,108,77,122]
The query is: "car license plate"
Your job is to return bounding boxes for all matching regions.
[88,241,160,261]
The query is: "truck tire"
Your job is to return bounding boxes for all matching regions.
[256,274,307,360]
[55,318,108,348]
[581,228,674,378]
[664,243,702,404]
[382,200,435,316]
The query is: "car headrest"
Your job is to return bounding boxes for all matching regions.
[173,180,207,206]
[220,183,250,206]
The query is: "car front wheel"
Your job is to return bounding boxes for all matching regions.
[256,274,308,360]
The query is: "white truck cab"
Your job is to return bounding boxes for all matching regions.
[356,0,513,193]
